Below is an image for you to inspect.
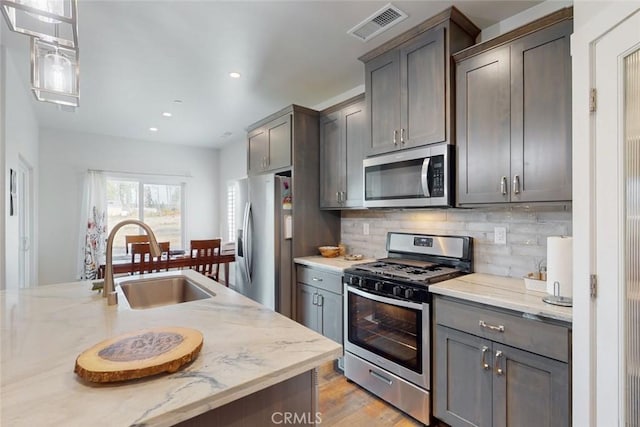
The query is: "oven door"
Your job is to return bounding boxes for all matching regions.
[344,285,430,389]
[363,144,452,208]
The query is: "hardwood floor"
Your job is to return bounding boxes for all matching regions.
[317,362,424,427]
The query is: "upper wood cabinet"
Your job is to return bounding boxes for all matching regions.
[320,95,366,209]
[455,9,573,205]
[359,7,480,157]
[247,113,292,175]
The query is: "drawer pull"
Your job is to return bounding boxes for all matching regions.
[312,277,323,282]
[494,350,504,375]
[369,369,393,385]
[481,346,490,370]
[479,320,505,333]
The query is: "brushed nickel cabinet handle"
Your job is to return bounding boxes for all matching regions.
[312,277,323,282]
[393,130,398,146]
[312,293,318,305]
[500,176,507,195]
[481,346,490,370]
[341,191,346,203]
[513,175,520,194]
[479,320,505,333]
[494,350,504,375]
[400,128,405,144]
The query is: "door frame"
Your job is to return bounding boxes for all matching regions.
[572,4,640,427]
[17,155,34,288]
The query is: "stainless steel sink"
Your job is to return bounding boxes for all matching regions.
[119,275,214,309]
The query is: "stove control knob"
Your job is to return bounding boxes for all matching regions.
[374,282,384,292]
[349,276,359,286]
[404,288,414,299]
[392,286,403,296]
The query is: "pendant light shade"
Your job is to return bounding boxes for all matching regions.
[31,37,79,107]
[1,0,78,48]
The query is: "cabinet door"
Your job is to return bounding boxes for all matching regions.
[266,114,291,171]
[296,283,319,333]
[400,27,446,148]
[456,46,511,205]
[320,111,343,209]
[247,128,267,175]
[510,21,572,202]
[343,100,365,208]
[492,344,570,427]
[318,289,343,345]
[365,49,401,156]
[434,325,493,427]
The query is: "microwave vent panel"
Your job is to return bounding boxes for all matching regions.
[348,4,408,42]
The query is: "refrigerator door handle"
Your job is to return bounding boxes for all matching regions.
[245,202,253,282]
[241,202,250,282]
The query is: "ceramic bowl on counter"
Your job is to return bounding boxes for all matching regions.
[318,246,341,258]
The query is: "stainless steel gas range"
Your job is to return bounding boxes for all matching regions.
[343,232,473,425]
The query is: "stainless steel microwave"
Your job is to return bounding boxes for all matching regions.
[363,144,453,208]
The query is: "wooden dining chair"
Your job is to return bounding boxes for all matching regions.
[130,242,170,274]
[190,239,222,283]
[125,235,150,254]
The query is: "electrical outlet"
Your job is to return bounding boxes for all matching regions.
[363,223,370,235]
[494,227,507,245]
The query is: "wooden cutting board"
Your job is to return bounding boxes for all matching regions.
[74,326,203,383]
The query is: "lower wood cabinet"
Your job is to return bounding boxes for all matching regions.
[296,265,343,345]
[433,296,571,427]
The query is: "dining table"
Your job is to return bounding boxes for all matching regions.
[98,249,236,285]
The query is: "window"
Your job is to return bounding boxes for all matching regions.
[227,182,237,242]
[107,177,184,256]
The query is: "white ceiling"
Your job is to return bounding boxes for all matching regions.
[2,1,541,149]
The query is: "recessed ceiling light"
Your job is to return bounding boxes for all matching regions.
[229,72,241,79]
[162,112,172,117]
[221,131,233,138]
[149,127,158,132]
[173,100,183,104]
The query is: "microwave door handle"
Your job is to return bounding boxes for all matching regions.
[421,158,431,197]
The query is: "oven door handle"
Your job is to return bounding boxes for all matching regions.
[347,286,423,311]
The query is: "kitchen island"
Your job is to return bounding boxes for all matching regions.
[0,270,342,426]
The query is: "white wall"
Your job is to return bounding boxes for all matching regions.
[3,46,39,290]
[39,128,219,284]
[478,0,573,42]
[217,140,246,242]
[0,41,6,289]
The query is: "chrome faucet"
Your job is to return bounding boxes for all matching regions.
[103,219,162,306]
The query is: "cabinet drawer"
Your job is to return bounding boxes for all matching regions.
[296,266,342,294]
[435,297,569,362]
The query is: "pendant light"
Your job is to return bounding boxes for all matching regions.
[1,0,78,48]
[31,37,79,107]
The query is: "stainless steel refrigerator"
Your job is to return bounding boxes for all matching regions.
[233,174,292,317]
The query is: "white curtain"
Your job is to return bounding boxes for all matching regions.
[77,171,107,280]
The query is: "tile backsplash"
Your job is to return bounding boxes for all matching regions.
[341,205,572,279]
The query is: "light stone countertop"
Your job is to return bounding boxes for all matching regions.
[430,273,573,323]
[0,270,342,427]
[294,255,375,273]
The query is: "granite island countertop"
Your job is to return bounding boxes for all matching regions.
[0,270,341,427]
[430,273,573,323]
[294,255,375,273]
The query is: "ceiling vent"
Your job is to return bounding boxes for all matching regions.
[347,3,408,42]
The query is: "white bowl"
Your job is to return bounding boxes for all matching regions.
[523,274,546,293]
